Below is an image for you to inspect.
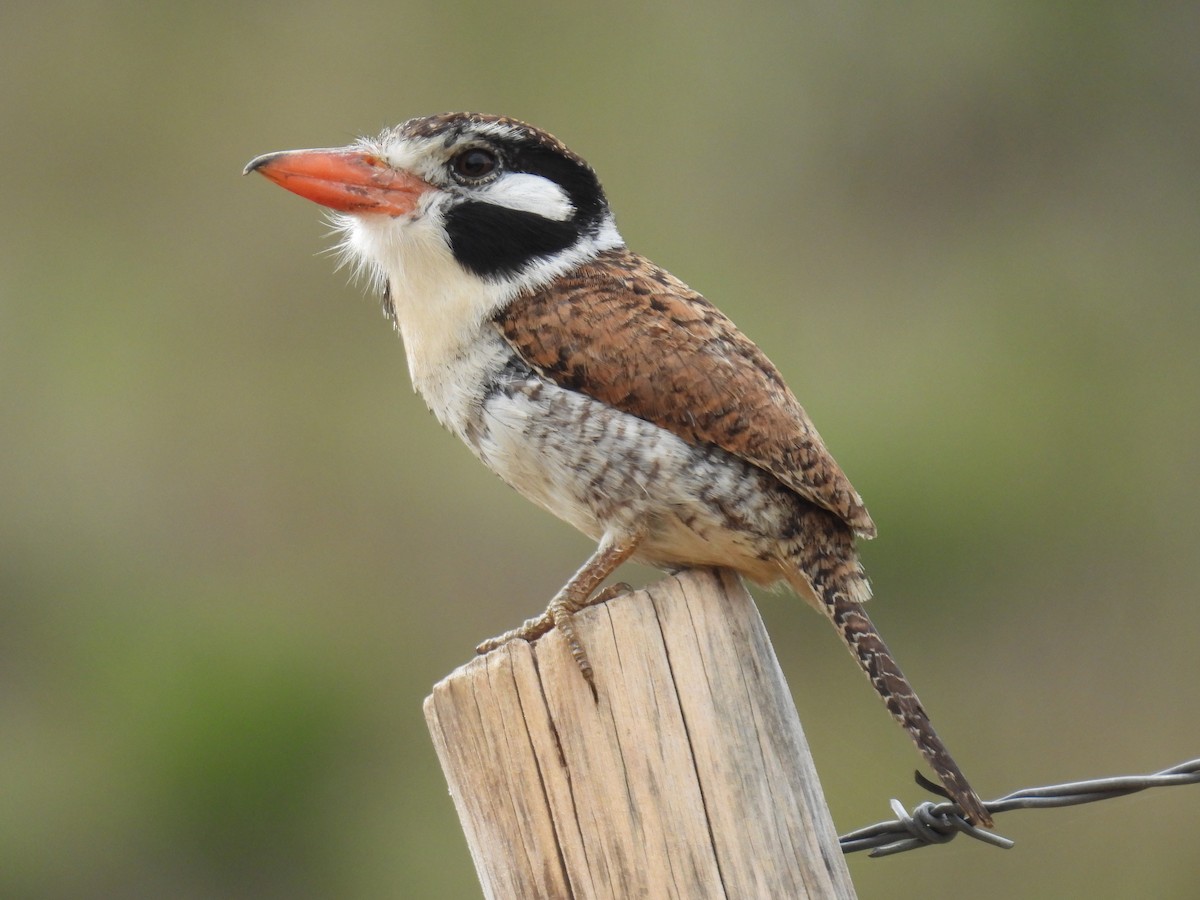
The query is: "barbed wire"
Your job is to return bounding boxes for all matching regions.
[839,757,1200,857]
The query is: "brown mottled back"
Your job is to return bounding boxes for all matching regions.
[494,248,876,538]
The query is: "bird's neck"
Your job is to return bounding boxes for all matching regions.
[387,237,510,390]
[349,211,624,392]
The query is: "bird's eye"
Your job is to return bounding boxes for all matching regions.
[451,148,498,181]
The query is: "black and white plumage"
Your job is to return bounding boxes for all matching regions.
[246,112,992,827]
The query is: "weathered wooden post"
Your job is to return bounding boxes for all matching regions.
[424,568,856,898]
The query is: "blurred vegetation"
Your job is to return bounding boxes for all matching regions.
[2,1,1198,897]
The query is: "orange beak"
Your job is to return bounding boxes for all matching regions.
[244,148,432,216]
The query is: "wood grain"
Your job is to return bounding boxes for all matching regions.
[424,569,856,899]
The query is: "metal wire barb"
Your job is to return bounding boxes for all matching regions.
[839,757,1200,857]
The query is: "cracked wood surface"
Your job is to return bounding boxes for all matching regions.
[423,569,856,899]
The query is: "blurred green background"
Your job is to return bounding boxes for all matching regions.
[3,1,1198,897]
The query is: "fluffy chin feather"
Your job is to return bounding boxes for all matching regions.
[327,211,388,297]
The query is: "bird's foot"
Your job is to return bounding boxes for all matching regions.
[590,581,633,605]
[475,611,555,655]
[475,579,634,652]
[475,533,644,700]
[474,581,636,702]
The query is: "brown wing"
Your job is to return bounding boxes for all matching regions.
[494,248,876,537]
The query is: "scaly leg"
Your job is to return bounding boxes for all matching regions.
[476,531,643,695]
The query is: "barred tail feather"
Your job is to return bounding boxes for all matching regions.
[827,592,992,827]
[784,554,992,827]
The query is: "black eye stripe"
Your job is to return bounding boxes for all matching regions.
[504,144,605,229]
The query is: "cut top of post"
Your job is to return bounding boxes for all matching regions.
[424,569,857,899]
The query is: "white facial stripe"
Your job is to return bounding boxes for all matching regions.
[475,172,575,222]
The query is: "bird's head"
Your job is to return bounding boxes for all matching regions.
[245,113,624,318]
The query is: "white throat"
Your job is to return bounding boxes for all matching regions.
[340,208,503,389]
[335,198,623,394]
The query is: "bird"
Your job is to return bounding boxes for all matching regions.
[245,112,993,827]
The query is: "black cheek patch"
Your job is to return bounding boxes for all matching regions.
[445,201,581,280]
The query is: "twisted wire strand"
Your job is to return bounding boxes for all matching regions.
[839,757,1200,857]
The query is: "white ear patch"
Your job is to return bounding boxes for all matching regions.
[475,173,574,221]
